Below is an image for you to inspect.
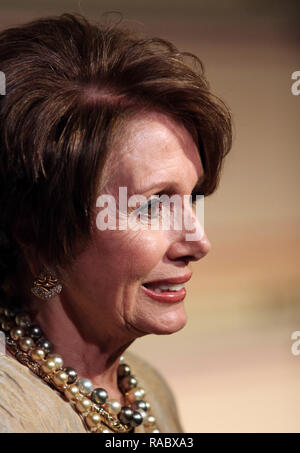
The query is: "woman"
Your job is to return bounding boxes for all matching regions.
[0,13,232,433]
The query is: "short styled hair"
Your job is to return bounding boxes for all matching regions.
[0,13,232,305]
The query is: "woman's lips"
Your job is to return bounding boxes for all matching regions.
[141,272,191,303]
[141,284,187,303]
[143,272,192,285]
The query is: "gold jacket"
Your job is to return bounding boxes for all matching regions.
[0,349,183,433]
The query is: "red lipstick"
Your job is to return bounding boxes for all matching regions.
[141,272,192,303]
[141,285,186,303]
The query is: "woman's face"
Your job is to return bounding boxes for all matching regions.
[62,111,211,343]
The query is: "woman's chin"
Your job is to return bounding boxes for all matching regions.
[136,305,187,335]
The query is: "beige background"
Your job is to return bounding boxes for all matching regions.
[1,0,299,432]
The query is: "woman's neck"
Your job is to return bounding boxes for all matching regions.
[28,294,134,405]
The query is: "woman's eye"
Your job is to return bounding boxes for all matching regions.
[139,196,162,219]
[134,191,198,221]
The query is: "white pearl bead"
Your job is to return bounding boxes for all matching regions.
[126,387,143,403]
[145,415,156,426]
[53,370,69,387]
[145,401,151,410]
[47,354,64,370]
[64,384,80,401]
[105,398,121,415]
[139,387,146,398]
[77,378,93,395]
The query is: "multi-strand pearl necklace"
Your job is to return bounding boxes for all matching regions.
[0,306,160,433]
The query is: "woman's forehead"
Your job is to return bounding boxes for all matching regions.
[106,111,203,182]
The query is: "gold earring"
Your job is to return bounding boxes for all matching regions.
[30,268,62,300]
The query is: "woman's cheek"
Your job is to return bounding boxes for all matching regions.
[94,216,169,279]
[118,229,169,278]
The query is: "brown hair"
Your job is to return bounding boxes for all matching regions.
[0,13,232,307]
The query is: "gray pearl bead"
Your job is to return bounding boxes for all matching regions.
[29,325,42,340]
[77,378,93,395]
[63,367,78,384]
[37,338,52,352]
[132,400,148,412]
[91,388,108,404]
[131,411,143,427]
[117,363,131,378]
[119,375,137,392]
[118,406,134,424]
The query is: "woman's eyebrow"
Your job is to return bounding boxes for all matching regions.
[137,172,205,195]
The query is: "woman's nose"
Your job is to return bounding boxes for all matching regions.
[193,230,211,259]
[167,204,211,262]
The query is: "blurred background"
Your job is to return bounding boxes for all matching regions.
[1,0,299,433]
